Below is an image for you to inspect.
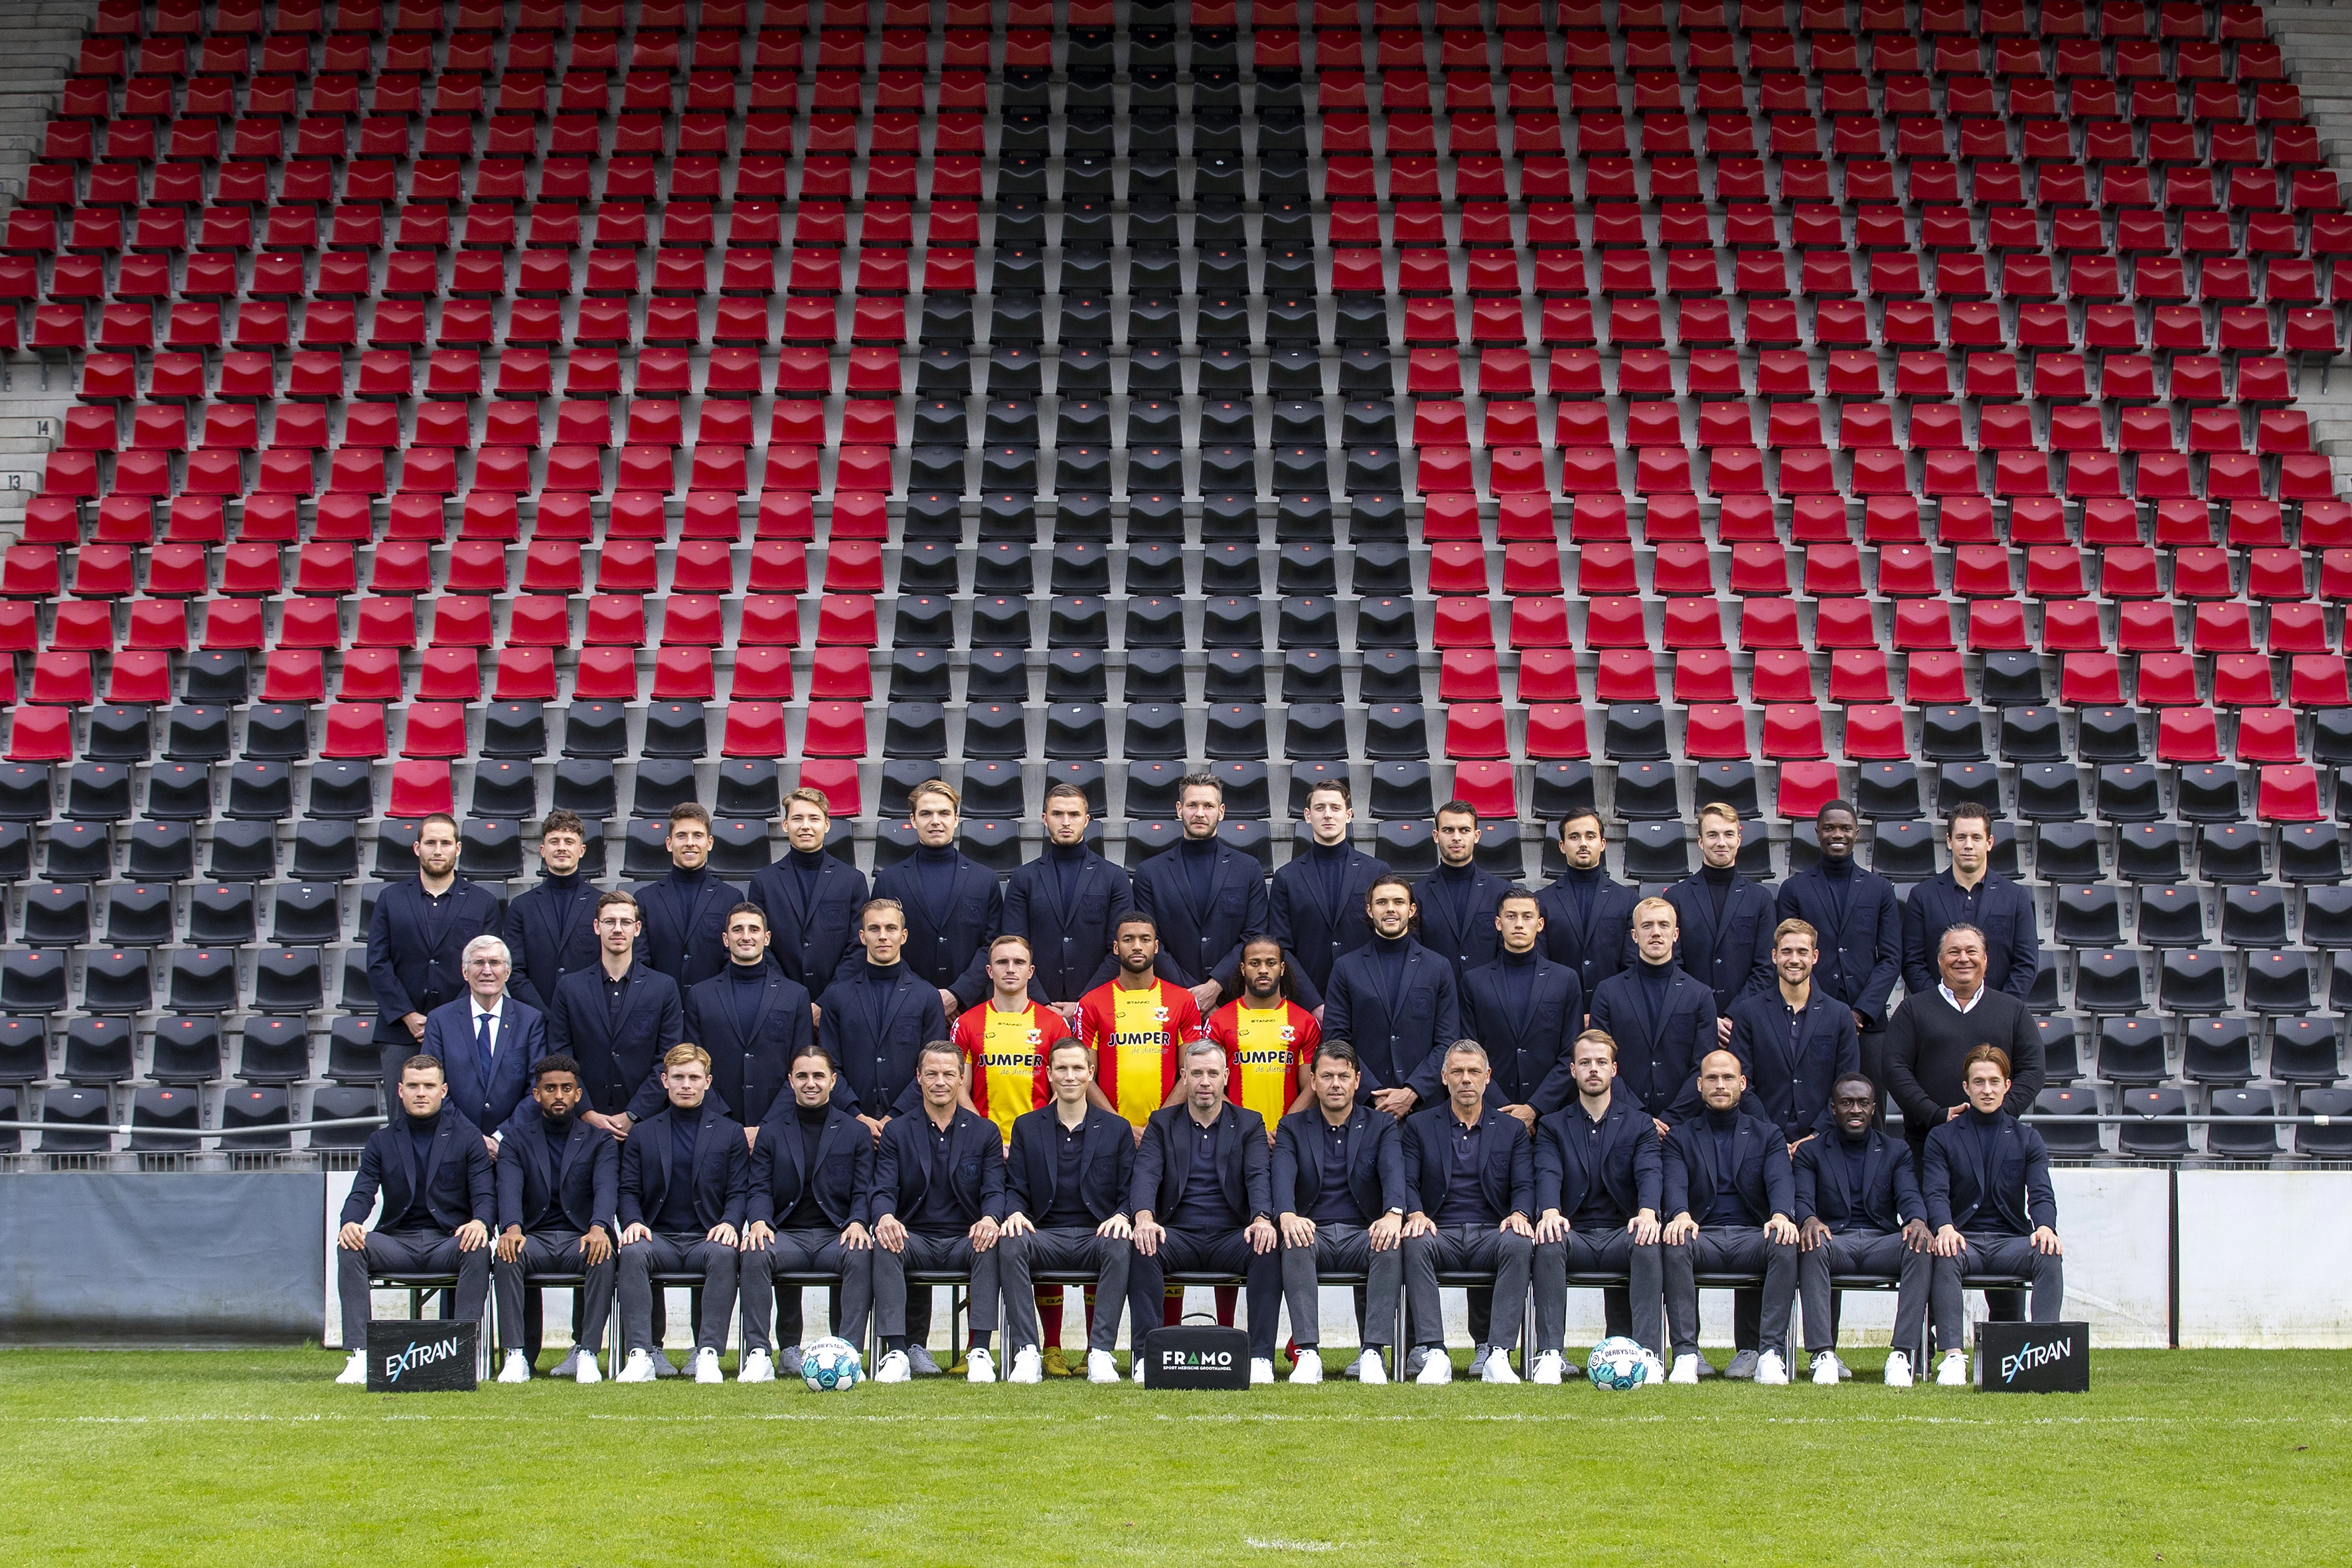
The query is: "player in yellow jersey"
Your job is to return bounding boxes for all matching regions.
[1208,936,1319,1140]
[951,935,1067,1144]
[1078,915,1202,1137]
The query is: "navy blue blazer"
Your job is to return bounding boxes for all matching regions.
[1272,1103,1409,1223]
[872,1106,1008,1230]
[814,964,946,1119]
[499,872,607,1014]
[1131,839,1271,1001]
[618,1101,750,1233]
[1662,1109,1796,1227]
[1533,1090,1663,1221]
[1663,872,1776,1012]
[1922,1113,2057,1237]
[1901,871,2041,1002]
[1400,1103,1535,1222]
[861,850,1002,1012]
[1001,846,1136,1005]
[1131,1101,1273,1224]
[416,996,547,1137]
[682,965,816,1128]
[631,869,745,993]
[1411,862,1513,982]
[544,962,686,1121]
[1534,871,1642,1003]
[1776,865,1904,1026]
[746,852,870,994]
[747,1100,874,1232]
[1269,844,1389,1001]
[365,876,504,1036]
[1793,1127,1924,1236]
[1460,953,1586,1115]
[494,1104,619,1237]
[342,1108,497,1231]
[1322,937,1462,1105]
[1589,963,1720,1125]
[1005,1103,1137,1225]
[1727,988,1861,1142]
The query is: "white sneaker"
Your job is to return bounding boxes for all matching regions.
[1480,1348,1521,1384]
[966,1347,996,1384]
[575,1350,601,1385]
[1531,1350,1566,1386]
[1133,1354,1147,1385]
[615,1350,659,1384]
[1341,1350,1368,1381]
[1358,1348,1387,1386]
[1755,1350,1789,1386]
[872,1350,913,1384]
[1936,1350,1970,1387]
[1638,1352,1666,1387]
[1086,1350,1121,1385]
[1415,1350,1453,1385]
[551,1348,580,1379]
[335,1350,368,1385]
[1811,1351,1845,1386]
[1668,1354,1702,1385]
[1248,1357,1276,1385]
[739,1349,775,1384]
[691,1348,724,1385]
[497,1350,532,1384]
[1883,1350,1913,1388]
[1289,1350,1323,1385]
[1008,1347,1043,1384]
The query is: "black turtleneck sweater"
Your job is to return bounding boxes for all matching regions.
[1302,838,1353,916]
[910,844,961,920]
[1557,864,1605,925]
[1703,1105,1747,1227]
[730,959,766,1035]
[1494,945,1538,1022]
[781,1101,833,1231]
[1819,852,1855,921]
[861,959,905,1039]
[1365,931,1412,1011]
[1044,841,1087,910]
[1699,863,1736,927]
[395,1112,441,1230]
[786,846,826,911]
[1636,956,1674,1036]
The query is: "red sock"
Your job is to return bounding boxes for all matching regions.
[1214,1285,1237,1328]
[1162,1285,1185,1326]
[1034,1285,1062,1344]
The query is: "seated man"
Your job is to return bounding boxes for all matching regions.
[740,1043,876,1383]
[1923,1044,2066,1386]
[1127,1040,1282,1385]
[334,1054,495,1385]
[614,1044,749,1385]
[1660,1049,1800,1386]
[1794,1073,1936,1388]
[1273,1040,1408,1385]
[998,1038,1138,1385]
[1400,1040,1549,1386]
[492,1053,618,1385]
[870,1040,1008,1385]
[1533,1029,1666,1383]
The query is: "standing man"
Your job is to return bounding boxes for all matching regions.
[740,1043,877,1381]
[1589,898,1719,1131]
[996,1037,1140,1385]
[614,1044,749,1384]
[544,891,685,1135]
[1884,924,2044,1164]
[1729,919,1861,1147]
[1531,1030,1666,1379]
[1923,1046,2066,1385]
[1269,778,1387,1009]
[748,787,870,998]
[869,1040,1008,1385]
[491,1053,619,1385]
[501,809,605,1013]
[1535,809,1640,1008]
[1322,876,1462,1120]
[866,779,1001,1018]
[1001,781,1135,1022]
[1273,1040,1408,1384]
[953,933,1071,1145]
[1206,935,1319,1131]
[1794,1073,1937,1387]
[633,804,745,993]
[1413,800,1512,984]
[1901,803,2039,1003]
[1464,888,1587,1128]
[682,903,815,1131]
[816,898,949,1134]
[1664,803,1775,1044]
[333,1054,495,1385]
[418,935,546,1152]
[1660,1050,1800,1386]
[1131,773,1270,1015]
[1776,801,1903,1091]
[1079,915,1205,1137]
[367,811,503,1082]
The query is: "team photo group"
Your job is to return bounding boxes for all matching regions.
[337,772,2063,1391]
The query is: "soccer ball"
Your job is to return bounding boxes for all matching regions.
[1587,1337,1651,1391]
[801,1337,864,1392]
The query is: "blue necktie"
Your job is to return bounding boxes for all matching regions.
[475,1010,496,1098]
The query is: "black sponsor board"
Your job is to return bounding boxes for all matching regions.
[364,1320,482,1393]
[1141,1325,1253,1390]
[1975,1320,2090,1393]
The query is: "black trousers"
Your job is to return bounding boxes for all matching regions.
[1663,1229,1796,1358]
[337,1228,489,1350]
[999,1228,1131,1354]
[740,1230,873,1353]
[1280,1223,1402,1350]
[617,1233,738,1355]
[1934,1233,2065,1332]
[874,1231,1000,1337]
[491,1229,614,1356]
[1403,1225,1536,1353]
[1547,1226,1664,1358]
[1797,1229,1933,1357]
[1127,1228,1281,1361]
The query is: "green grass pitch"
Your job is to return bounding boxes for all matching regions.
[1,1348,2343,1565]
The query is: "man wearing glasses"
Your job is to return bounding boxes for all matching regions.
[420,935,548,1158]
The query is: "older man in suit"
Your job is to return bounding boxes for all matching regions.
[740,1044,877,1380]
[997,1036,1140,1384]
[366,811,503,1068]
[1591,899,1721,1133]
[1273,1040,1409,1384]
[1533,1029,1666,1376]
[869,1040,1010,1383]
[613,1044,750,1384]
[1661,1050,1800,1385]
[1794,1073,1937,1387]
[500,809,605,1014]
[491,1053,618,1384]
[1322,875,1462,1119]
[633,804,745,993]
[1130,773,1271,1016]
[747,787,870,997]
[682,903,815,1131]
[544,891,686,1134]
[416,935,546,1154]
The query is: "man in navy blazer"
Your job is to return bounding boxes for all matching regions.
[545,891,686,1133]
[1923,1045,2065,1385]
[500,809,605,1014]
[862,778,1001,1017]
[1000,781,1136,1020]
[333,1054,496,1383]
[1775,801,1904,1089]
[1535,808,1641,1006]
[614,1044,751,1383]
[1590,899,1721,1131]
[1533,1030,1666,1372]
[740,1043,877,1380]
[1273,1040,1409,1383]
[1131,773,1272,1015]
[747,786,870,998]
[1269,777,1388,1008]
[1665,803,1776,1044]
[366,811,504,1063]
[1794,1073,1936,1387]
[1323,875,1462,1118]
[682,903,816,1131]
[1127,1040,1282,1383]
[415,936,547,1152]
[1660,1050,1800,1385]
[1413,801,1512,984]
[1901,803,2041,1004]
[491,1054,618,1385]
[997,1036,1140,1384]
[870,1041,1010,1383]
[1465,888,1587,1127]
[1728,918,1861,1146]
[816,898,946,1131]
[632,804,745,994]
